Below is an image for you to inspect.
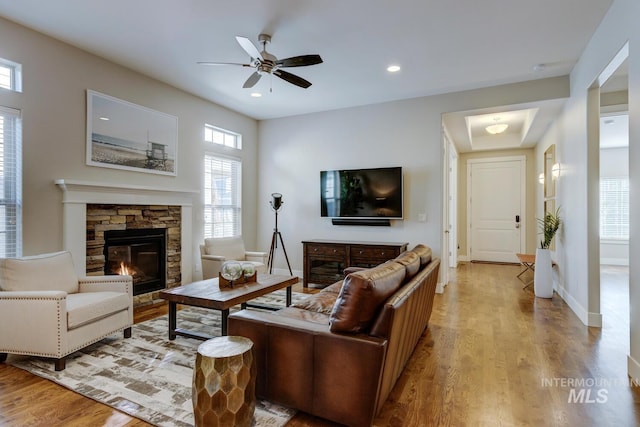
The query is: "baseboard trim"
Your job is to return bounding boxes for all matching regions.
[555,285,602,327]
[600,258,629,266]
[628,355,640,385]
[458,255,469,262]
[436,282,445,294]
[269,268,303,279]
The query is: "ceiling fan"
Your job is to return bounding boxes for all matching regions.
[198,34,323,89]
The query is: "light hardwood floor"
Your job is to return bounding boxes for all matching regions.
[1,264,639,426]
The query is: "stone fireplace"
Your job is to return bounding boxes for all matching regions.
[56,179,197,305]
[86,204,181,297]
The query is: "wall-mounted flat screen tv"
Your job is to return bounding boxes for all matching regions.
[320,167,403,219]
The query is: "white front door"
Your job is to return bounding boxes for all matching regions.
[468,157,525,263]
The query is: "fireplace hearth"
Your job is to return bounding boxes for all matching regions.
[104,228,167,296]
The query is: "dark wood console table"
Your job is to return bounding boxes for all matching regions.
[302,240,409,287]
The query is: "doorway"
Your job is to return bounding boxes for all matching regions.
[596,52,629,362]
[467,156,526,263]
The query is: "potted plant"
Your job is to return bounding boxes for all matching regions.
[534,207,561,298]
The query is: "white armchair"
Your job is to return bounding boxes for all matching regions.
[0,251,133,371]
[200,236,268,279]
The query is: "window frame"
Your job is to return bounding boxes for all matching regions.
[599,176,629,241]
[0,105,22,257]
[0,58,22,92]
[203,152,242,239]
[204,124,242,150]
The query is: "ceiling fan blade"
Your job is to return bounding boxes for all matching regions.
[273,69,312,88]
[236,36,263,60]
[197,61,252,67]
[276,55,323,68]
[243,71,262,88]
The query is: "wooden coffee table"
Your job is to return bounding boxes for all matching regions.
[160,274,298,339]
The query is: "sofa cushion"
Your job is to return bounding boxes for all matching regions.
[320,280,344,295]
[66,291,131,330]
[329,261,406,333]
[0,251,79,294]
[410,244,432,267]
[276,306,333,325]
[392,251,420,281]
[292,289,340,315]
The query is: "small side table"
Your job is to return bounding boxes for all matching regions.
[192,336,256,427]
[516,253,536,289]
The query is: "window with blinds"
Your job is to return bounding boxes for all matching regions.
[204,154,241,238]
[600,177,629,240]
[0,106,22,257]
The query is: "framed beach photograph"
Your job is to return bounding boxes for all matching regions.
[86,90,178,176]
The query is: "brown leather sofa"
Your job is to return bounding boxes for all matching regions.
[228,244,440,426]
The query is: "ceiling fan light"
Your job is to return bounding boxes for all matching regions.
[485,123,509,134]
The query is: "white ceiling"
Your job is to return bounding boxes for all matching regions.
[0,0,613,150]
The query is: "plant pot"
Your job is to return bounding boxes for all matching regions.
[534,248,553,298]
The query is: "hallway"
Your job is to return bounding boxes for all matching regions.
[373,262,640,426]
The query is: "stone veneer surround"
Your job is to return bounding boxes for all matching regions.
[86,204,181,305]
[55,179,197,306]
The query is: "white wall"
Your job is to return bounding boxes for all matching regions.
[257,99,441,275]
[536,0,640,380]
[0,17,259,280]
[258,77,570,275]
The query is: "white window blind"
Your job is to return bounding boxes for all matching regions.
[204,124,242,149]
[600,177,629,240]
[0,106,22,257]
[204,154,241,238]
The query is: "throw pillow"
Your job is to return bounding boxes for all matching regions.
[329,261,406,333]
[392,251,420,281]
[410,244,432,267]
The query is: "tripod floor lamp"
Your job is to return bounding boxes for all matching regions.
[267,193,293,275]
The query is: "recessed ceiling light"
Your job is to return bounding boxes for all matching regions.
[250,92,262,98]
[99,117,110,121]
[533,63,546,72]
[387,65,401,73]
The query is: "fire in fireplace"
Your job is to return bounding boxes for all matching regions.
[104,228,167,296]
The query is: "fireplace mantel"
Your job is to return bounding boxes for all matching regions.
[55,179,198,205]
[55,179,197,283]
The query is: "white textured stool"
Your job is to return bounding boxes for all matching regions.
[192,336,256,427]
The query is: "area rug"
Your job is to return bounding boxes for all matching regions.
[8,290,307,426]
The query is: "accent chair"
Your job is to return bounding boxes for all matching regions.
[0,251,133,371]
[200,236,268,279]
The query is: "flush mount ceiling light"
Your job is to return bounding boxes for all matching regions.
[485,117,508,135]
[387,65,401,73]
[250,92,262,98]
[533,63,547,72]
[99,117,110,121]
